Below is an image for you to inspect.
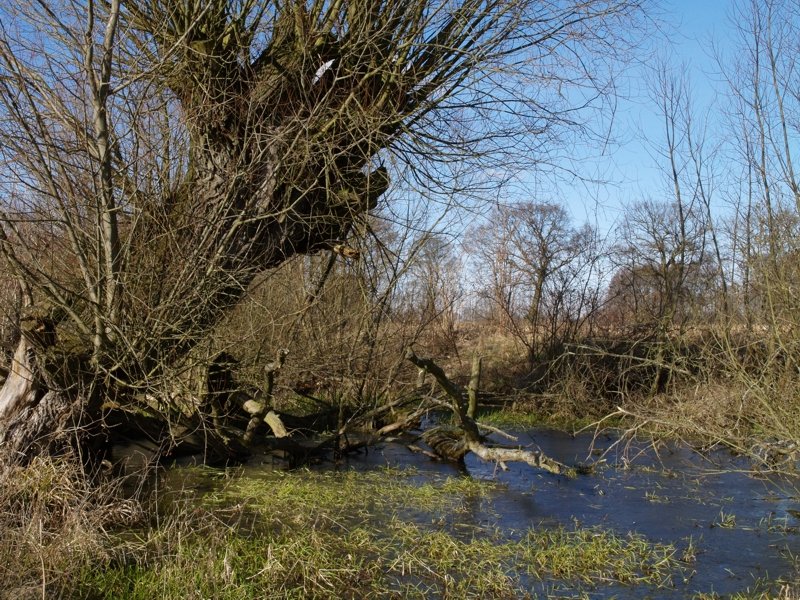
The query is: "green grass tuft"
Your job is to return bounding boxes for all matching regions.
[74,467,682,599]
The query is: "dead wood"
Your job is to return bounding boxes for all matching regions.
[244,349,287,445]
[263,411,288,438]
[404,348,572,476]
[404,348,480,441]
[374,404,428,437]
[422,426,469,461]
[338,393,423,436]
[467,441,571,475]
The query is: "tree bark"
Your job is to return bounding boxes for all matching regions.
[0,343,107,467]
[0,336,37,424]
[1,389,82,465]
[467,353,482,419]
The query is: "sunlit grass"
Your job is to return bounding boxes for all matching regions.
[713,509,737,529]
[474,407,612,432]
[79,518,683,599]
[205,466,497,522]
[74,467,683,599]
[694,582,800,600]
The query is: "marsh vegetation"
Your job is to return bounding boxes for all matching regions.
[2,0,800,597]
[4,433,800,599]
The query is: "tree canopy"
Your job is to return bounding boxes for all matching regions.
[0,0,646,461]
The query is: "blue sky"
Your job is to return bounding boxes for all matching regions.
[556,0,734,235]
[410,1,747,250]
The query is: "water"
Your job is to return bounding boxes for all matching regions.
[156,428,800,598]
[469,430,800,598]
[264,429,800,598]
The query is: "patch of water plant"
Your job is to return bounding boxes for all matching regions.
[74,466,685,599]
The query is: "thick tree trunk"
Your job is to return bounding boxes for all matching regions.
[1,389,82,465]
[0,337,90,465]
[0,336,37,423]
[0,334,245,467]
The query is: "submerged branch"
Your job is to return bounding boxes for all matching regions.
[404,348,571,476]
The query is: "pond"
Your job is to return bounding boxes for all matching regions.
[155,428,800,598]
[464,430,800,598]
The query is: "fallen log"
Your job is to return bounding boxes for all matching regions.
[263,411,288,438]
[467,440,570,475]
[404,348,572,476]
[422,426,468,461]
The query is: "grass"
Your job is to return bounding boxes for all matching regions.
[713,509,737,529]
[77,515,682,599]
[694,582,800,599]
[209,466,491,515]
[0,457,142,598]
[644,489,670,503]
[9,458,796,599]
[474,406,605,432]
[65,465,684,599]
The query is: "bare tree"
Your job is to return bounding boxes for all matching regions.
[606,0,800,447]
[472,200,600,361]
[720,0,800,334]
[605,61,718,339]
[612,199,706,332]
[0,0,647,463]
[400,233,462,355]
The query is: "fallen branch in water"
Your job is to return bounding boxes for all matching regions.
[467,441,571,475]
[404,348,572,476]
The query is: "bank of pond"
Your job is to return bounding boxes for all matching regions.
[5,429,800,599]
[74,430,796,599]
